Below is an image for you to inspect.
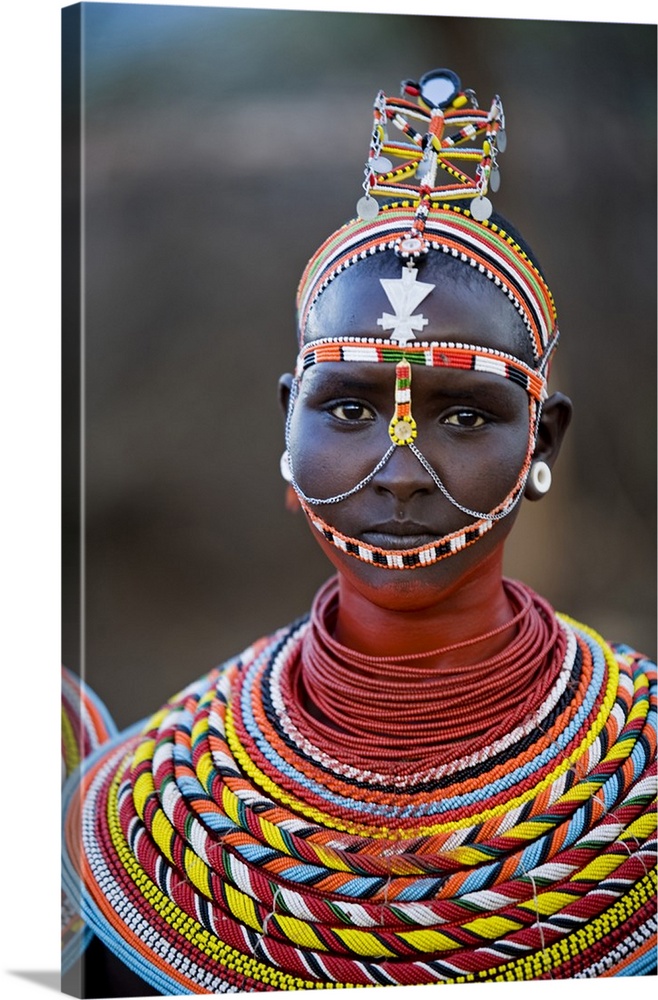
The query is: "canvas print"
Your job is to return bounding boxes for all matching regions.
[61,3,657,996]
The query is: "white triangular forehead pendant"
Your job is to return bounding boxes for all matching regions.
[376,266,436,345]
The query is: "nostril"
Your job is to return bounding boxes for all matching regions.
[373,445,436,501]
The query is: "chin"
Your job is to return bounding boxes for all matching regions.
[354,571,455,612]
[313,531,500,612]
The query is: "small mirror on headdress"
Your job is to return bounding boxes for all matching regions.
[417,69,462,109]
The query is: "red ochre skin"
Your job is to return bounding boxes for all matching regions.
[280,251,572,666]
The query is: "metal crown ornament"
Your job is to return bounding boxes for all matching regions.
[356,68,506,244]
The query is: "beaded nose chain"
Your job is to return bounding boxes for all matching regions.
[289,69,559,570]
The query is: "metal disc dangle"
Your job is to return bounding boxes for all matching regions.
[497,128,507,152]
[470,195,493,221]
[490,166,501,192]
[356,195,380,221]
[370,155,393,173]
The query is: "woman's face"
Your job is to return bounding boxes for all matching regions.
[284,253,556,610]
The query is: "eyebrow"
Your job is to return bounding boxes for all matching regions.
[433,387,480,402]
[303,371,387,396]
[432,384,518,404]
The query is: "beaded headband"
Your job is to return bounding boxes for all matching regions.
[296,338,548,402]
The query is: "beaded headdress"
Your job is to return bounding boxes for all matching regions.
[296,69,558,364]
[289,69,560,570]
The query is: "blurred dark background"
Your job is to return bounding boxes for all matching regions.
[62,3,656,730]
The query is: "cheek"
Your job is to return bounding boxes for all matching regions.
[287,404,390,498]
[411,417,532,504]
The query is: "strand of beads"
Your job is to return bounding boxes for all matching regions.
[287,579,560,760]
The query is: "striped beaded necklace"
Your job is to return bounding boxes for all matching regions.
[61,667,118,975]
[282,578,564,763]
[63,581,657,991]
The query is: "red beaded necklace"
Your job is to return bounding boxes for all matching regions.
[282,577,565,768]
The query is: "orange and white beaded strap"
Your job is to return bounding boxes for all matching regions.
[295,338,549,403]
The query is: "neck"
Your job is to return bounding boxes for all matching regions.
[334,547,516,667]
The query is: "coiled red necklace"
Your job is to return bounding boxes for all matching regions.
[283,576,565,768]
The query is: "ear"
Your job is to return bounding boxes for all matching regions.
[277,373,301,513]
[525,391,573,501]
[278,373,294,421]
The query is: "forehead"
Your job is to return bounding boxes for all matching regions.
[304,252,530,361]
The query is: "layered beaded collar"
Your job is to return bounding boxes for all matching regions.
[62,588,658,991]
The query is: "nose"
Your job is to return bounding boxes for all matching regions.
[373,443,436,503]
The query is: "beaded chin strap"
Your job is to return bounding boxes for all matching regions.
[288,69,559,571]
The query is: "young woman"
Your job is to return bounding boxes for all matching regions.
[62,68,657,996]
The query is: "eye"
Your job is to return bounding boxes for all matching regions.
[442,410,487,429]
[329,401,376,422]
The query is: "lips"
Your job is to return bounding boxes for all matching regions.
[360,520,440,550]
